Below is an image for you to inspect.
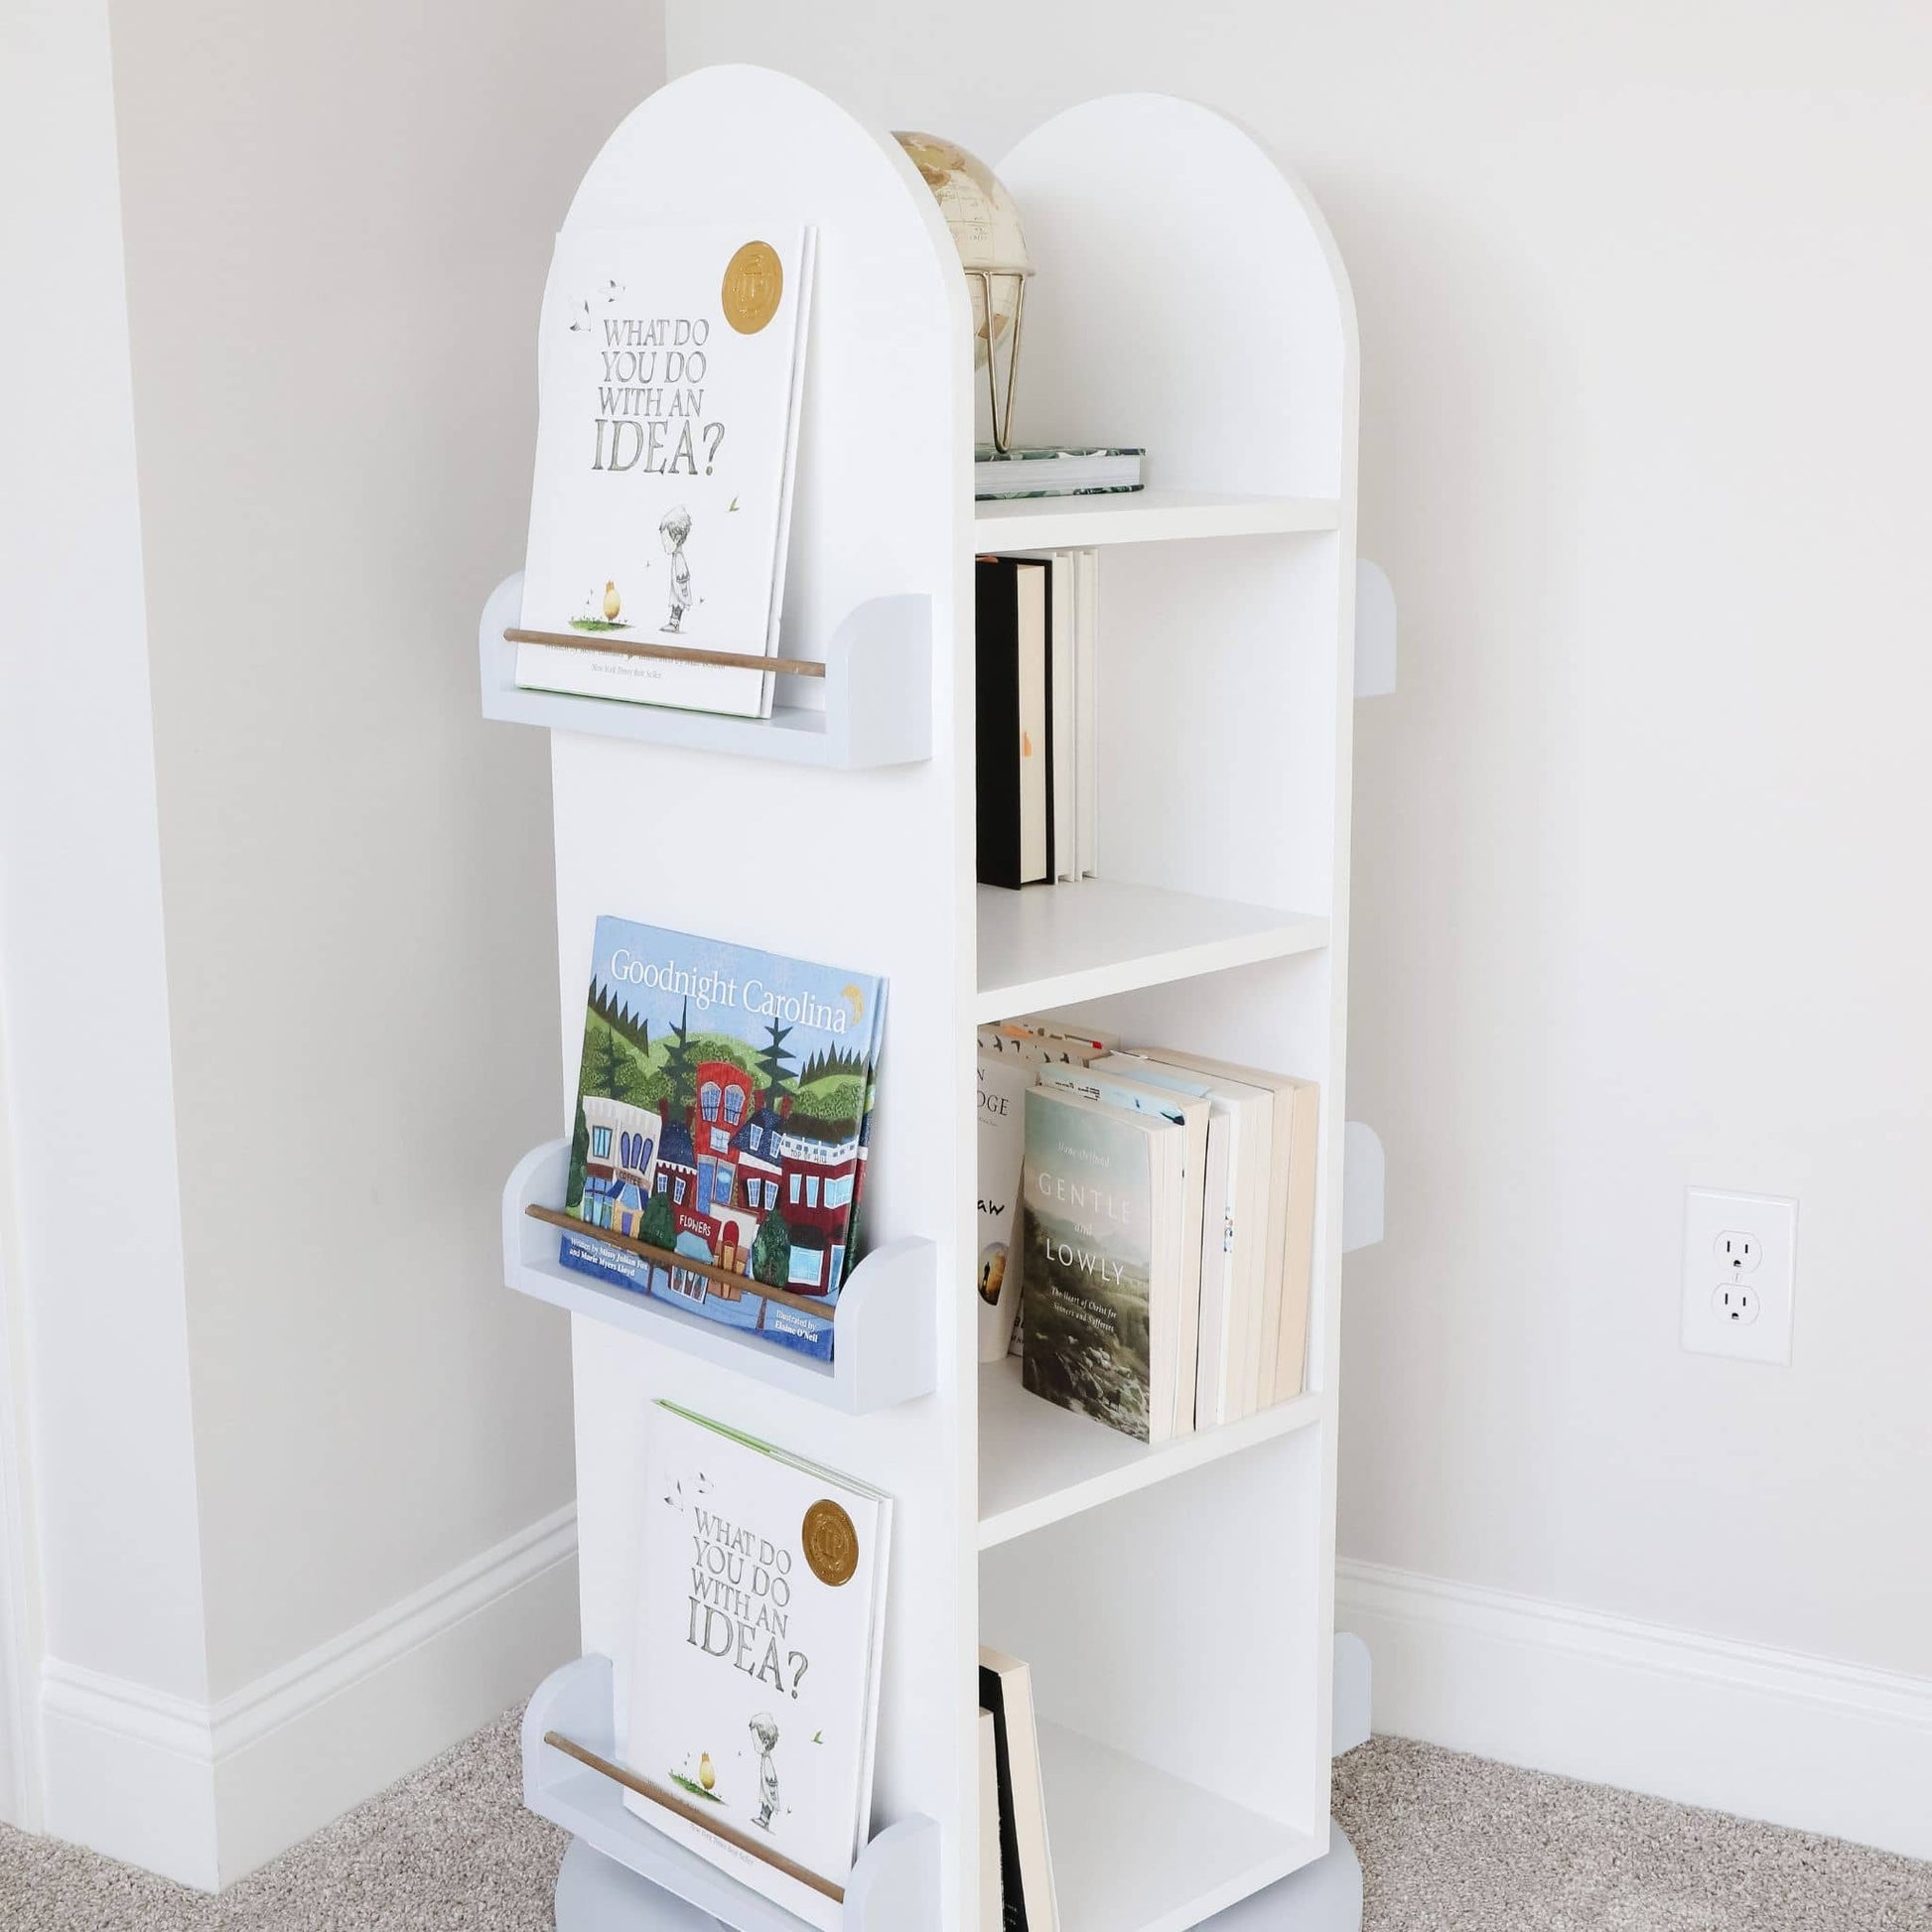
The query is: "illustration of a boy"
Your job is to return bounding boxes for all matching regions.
[660,504,693,632]
[749,1712,781,1830]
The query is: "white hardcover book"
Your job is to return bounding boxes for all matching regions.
[1146,1053,1319,1406]
[1093,1053,1272,1425]
[519,225,815,719]
[1016,561,1050,882]
[1075,548,1099,877]
[1033,1061,1208,1438]
[1049,555,1077,880]
[978,1710,1003,1932]
[977,1049,1032,1363]
[623,1403,891,1930]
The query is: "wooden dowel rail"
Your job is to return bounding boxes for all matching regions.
[525,1203,840,1323]
[541,1730,845,1904]
[505,625,826,679]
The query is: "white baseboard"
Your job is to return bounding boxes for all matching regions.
[41,1661,220,1889]
[1336,1557,1932,1862]
[39,1502,579,1888]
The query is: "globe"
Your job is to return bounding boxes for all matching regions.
[894,131,1032,376]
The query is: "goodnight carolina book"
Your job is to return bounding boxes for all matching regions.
[518,225,816,718]
[623,1403,892,1930]
[560,917,887,1362]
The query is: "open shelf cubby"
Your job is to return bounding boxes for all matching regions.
[489,64,1366,1932]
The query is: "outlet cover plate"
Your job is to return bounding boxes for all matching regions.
[1682,1187,1796,1364]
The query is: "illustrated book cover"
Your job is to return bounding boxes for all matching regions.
[519,224,815,718]
[623,1403,892,1931]
[976,1049,1032,1364]
[561,917,887,1362]
[1019,1084,1186,1443]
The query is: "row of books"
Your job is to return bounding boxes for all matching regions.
[977,1016,1317,1444]
[975,552,1098,889]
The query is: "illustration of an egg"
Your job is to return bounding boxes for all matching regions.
[699,1752,716,1791]
[603,581,621,620]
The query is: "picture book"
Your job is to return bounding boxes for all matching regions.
[560,917,888,1362]
[519,225,815,718]
[1020,1084,1186,1444]
[624,1403,892,1930]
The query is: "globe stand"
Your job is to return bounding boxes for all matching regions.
[966,266,1028,452]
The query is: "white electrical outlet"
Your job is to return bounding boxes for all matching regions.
[1683,1188,1796,1364]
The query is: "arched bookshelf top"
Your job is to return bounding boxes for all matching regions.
[998,93,1357,503]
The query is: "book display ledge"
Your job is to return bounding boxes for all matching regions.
[484,63,1393,1932]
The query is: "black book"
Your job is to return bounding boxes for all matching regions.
[976,557,1053,890]
[978,1659,1029,1932]
[978,1648,1058,1931]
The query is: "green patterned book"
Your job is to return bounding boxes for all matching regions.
[974,444,1144,500]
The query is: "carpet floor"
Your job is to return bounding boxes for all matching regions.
[1,1719,1927,1928]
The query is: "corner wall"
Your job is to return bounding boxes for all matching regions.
[0,0,211,1874]
[0,0,667,1887]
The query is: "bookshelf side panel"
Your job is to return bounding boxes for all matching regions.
[538,64,978,1922]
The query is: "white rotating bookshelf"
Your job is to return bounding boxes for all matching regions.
[488,64,1379,1932]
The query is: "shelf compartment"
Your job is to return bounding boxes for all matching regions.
[975,880,1328,1022]
[973,488,1338,550]
[525,1653,939,1930]
[479,572,932,768]
[503,1141,936,1414]
[1034,1720,1321,1932]
[978,1360,1323,1549]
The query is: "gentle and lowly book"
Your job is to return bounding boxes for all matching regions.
[1033,1061,1209,1439]
[560,918,887,1362]
[1019,1084,1186,1443]
[623,1403,891,1931]
[520,225,815,718]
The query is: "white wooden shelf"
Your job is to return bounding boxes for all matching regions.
[1035,1721,1322,1932]
[975,880,1328,1022]
[479,573,932,769]
[503,1142,936,1415]
[973,488,1339,550]
[977,1360,1324,1550]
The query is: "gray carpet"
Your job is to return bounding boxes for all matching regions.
[1,1719,1928,1928]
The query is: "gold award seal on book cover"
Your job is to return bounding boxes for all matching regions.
[801,1498,859,1587]
[722,240,784,335]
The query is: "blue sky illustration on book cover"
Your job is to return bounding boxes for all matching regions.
[561,918,888,1361]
